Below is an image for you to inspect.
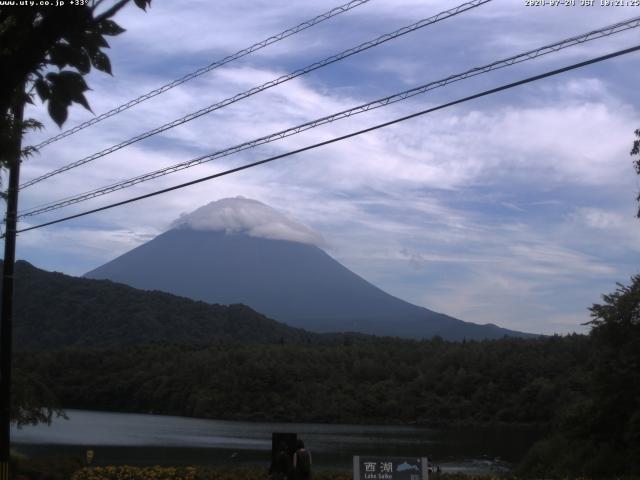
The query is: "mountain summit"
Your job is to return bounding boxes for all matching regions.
[85,197,531,340]
[170,197,326,247]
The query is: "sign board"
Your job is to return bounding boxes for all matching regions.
[353,456,428,480]
[271,432,297,462]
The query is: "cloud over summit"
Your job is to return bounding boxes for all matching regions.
[170,197,326,247]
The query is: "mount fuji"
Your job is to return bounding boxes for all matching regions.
[85,197,532,340]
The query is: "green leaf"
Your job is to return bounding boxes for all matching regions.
[99,19,126,36]
[93,33,110,49]
[74,49,91,74]
[134,0,151,11]
[34,78,51,101]
[49,45,70,69]
[72,91,92,112]
[22,119,44,132]
[82,31,110,53]
[57,70,89,92]
[50,43,92,74]
[91,50,112,75]
[48,100,68,127]
[46,71,92,115]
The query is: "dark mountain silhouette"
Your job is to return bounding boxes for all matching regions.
[3,260,323,351]
[85,222,533,340]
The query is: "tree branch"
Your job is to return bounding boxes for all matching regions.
[94,0,130,22]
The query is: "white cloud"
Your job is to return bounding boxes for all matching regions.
[570,207,640,253]
[170,196,326,247]
[577,207,631,230]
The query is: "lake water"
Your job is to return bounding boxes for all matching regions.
[12,409,543,474]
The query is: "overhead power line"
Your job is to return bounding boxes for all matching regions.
[18,15,640,219]
[32,0,373,150]
[11,44,640,237]
[20,0,491,190]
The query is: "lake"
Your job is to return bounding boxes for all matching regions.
[12,409,544,474]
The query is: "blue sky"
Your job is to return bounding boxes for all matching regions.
[15,0,640,335]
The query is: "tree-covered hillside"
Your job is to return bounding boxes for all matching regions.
[4,260,320,350]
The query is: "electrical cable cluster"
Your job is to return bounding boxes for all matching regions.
[10,0,640,235]
[14,44,640,236]
[32,0,373,150]
[21,0,490,189]
[17,14,640,218]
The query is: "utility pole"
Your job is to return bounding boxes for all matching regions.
[0,83,25,480]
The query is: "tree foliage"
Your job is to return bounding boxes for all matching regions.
[520,276,640,477]
[11,366,65,428]
[585,275,640,474]
[0,0,151,166]
[6,260,322,350]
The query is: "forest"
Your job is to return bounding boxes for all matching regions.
[16,335,590,426]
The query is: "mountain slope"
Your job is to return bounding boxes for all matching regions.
[85,228,532,340]
[4,260,318,351]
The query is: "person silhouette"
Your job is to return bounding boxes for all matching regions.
[292,439,312,480]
